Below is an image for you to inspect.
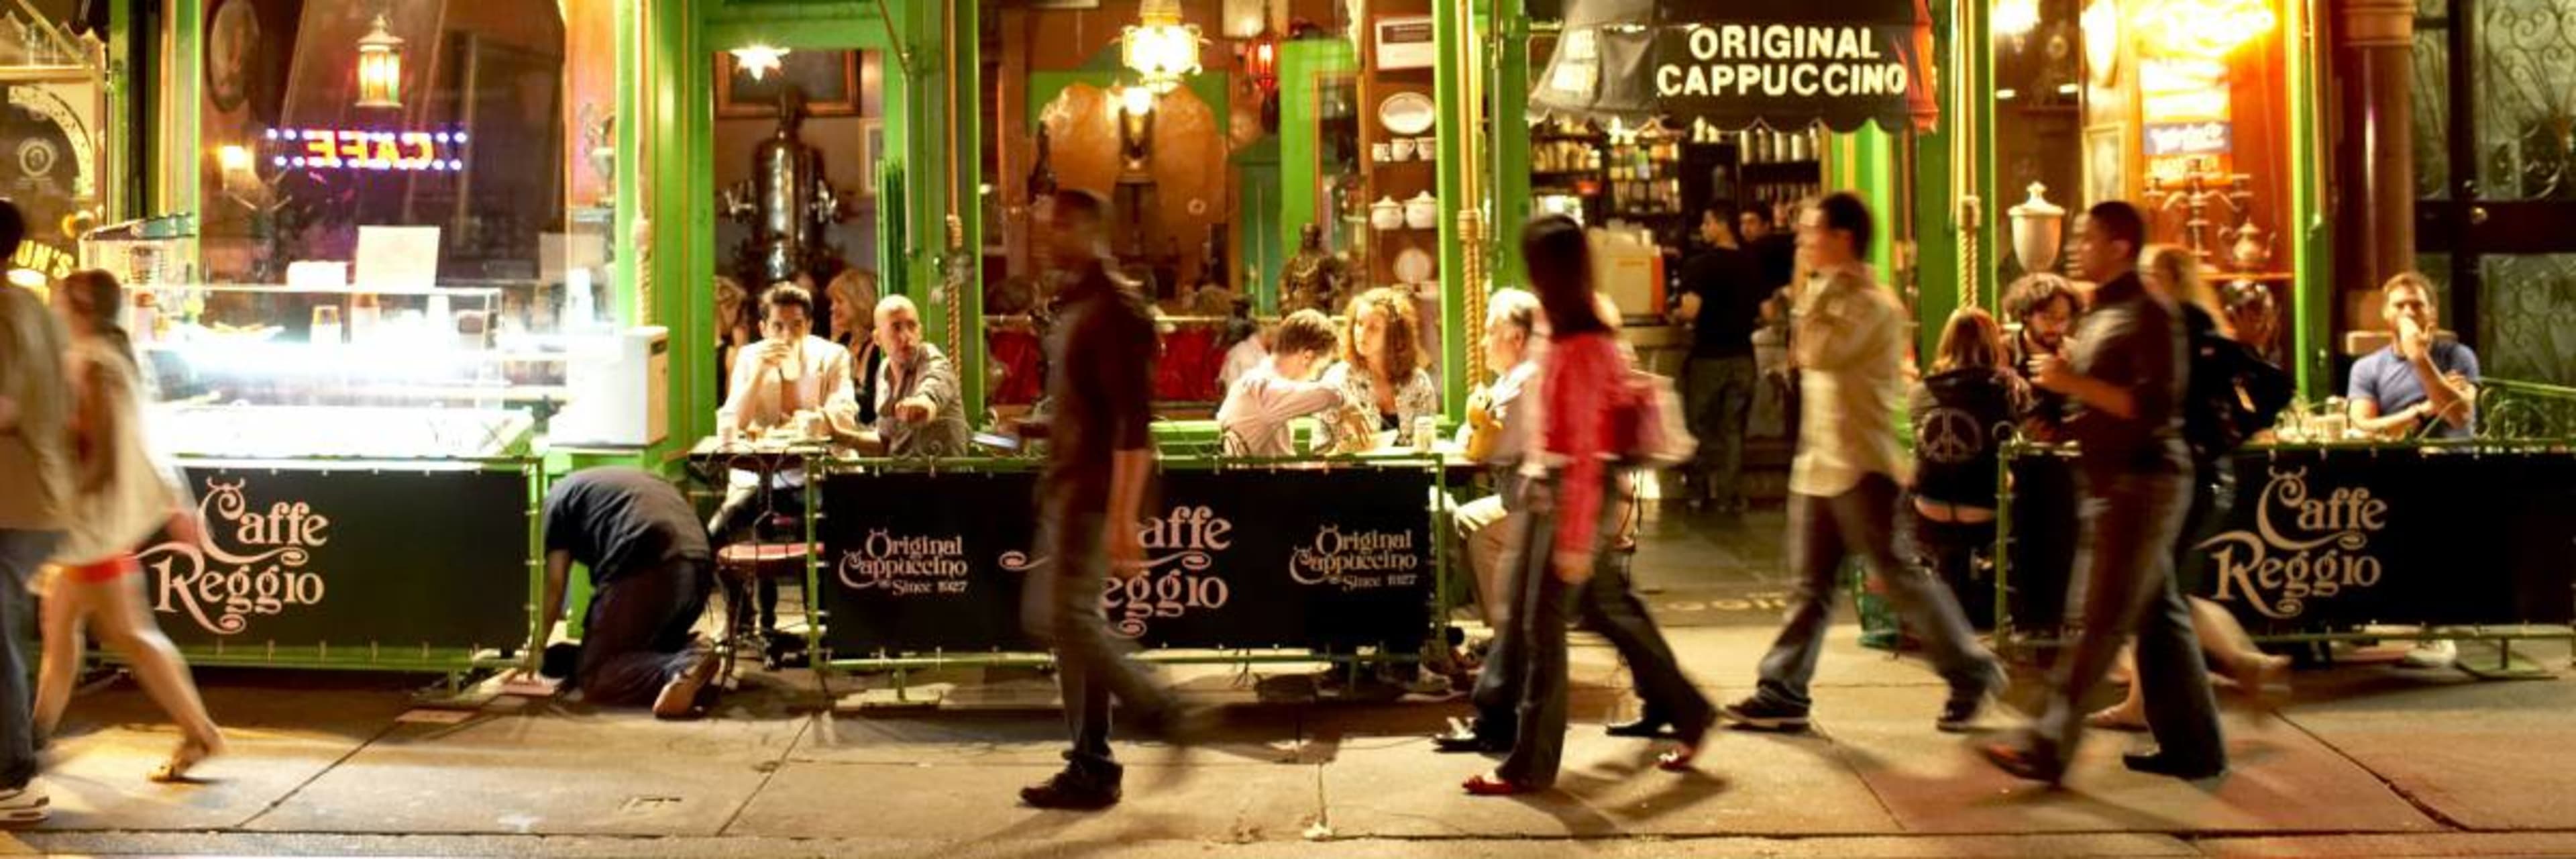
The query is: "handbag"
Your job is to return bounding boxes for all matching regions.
[1610,368,1697,468]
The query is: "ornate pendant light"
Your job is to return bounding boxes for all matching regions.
[355,13,404,109]
[1121,0,1203,95]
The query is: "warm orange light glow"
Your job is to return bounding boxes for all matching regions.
[2134,0,2276,57]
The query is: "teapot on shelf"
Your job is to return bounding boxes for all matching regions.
[2227,222,2277,273]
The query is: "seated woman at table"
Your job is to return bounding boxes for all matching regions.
[1216,309,1343,458]
[826,268,884,428]
[1322,287,1440,452]
[708,283,855,635]
[1907,307,2028,630]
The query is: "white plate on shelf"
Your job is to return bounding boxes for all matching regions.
[1393,247,1435,285]
[1379,92,1435,136]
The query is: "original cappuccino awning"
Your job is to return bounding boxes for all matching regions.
[1532,0,1940,133]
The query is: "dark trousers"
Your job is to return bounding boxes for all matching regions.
[1756,474,1996,710]
[0,530,60,790]
[708,481,807,632]
[1911,511,1999,631]
[1682,356,1758,505]
[2030,471,2224,770]
[1020,506,1173,787]
[575,560,712,706]
[1494,472,1712,789]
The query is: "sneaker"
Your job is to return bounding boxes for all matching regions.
[0,786,47,826]
[653,651,720,719]
[2400,639,2457,669]
[1719,697,1811,732]
[1020,770,1121,810]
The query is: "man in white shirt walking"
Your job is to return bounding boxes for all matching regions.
[1721,194,2004,735]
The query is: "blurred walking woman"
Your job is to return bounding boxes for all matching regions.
[32,270,225,782]
[1465,215,1713,796]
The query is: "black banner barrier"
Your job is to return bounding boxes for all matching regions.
[2003,446,2576,634]
[135,464,535,654]
[816,466,1442,654]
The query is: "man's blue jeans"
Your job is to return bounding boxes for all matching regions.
[0,529,62,790]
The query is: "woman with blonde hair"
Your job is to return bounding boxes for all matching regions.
[2089,246,2292,730]
[1322,287,1438,450]
[33,270,225,782]
[1906,307,2028,627]
[826,268,885,425]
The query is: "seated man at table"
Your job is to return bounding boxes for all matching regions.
[1452,289,1542,627]
[710,283,855,635]
[834,295,970,457]
[2346,272,2480,668]
[2348,272,2479,441]
[522,467,718,719]
[1215,309,1344,457]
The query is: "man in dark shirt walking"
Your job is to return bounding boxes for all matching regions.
[1983,202,2226,784]
[1672,203,1768,512]
[522,468,718,719]
[1018,189,1189,810]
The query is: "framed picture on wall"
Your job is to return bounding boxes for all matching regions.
[2083,124,2128,207]
[857,119,881,196]
[718,50,861,118]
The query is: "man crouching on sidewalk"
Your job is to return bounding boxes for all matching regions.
[518,467,719,718]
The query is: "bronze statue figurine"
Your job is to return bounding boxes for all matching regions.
[1281,223,1350,314]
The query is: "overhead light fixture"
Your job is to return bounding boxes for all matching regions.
[1993,0,2040,38]
[732,45,789,81]
[1120,83,1157,117]
[2133,0,2277,56]
[354,13,405,109]
[1121,0,1203,95]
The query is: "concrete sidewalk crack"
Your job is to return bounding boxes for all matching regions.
[231,715,406,831]
[2279,713,2471,832]
[714,711,813,836]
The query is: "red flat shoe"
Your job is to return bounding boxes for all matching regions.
[1462,773,1533,796]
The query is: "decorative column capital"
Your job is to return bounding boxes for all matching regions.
[2340,0,2416,47]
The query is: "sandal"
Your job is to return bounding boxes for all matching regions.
[2084,705,2149,732]
[149,733,226,783]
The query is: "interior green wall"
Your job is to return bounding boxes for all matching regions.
[1277,38,1357,311]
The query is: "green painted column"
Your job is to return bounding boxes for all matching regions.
[1911,0,1960,364]
[1967,0,2000,315]
[650,0,711,454]
[1434,0,1468,417]
[2288,0,2331,399]
[612,0,640,327]
[951,0,985,420]
[169,0,201,219]
[1489,1,1531,290]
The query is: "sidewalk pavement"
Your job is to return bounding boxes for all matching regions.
[5,625,2571,858]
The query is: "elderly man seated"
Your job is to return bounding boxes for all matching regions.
[834,295,970,457]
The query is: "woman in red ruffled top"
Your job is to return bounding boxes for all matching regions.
[1466,215,1715,796]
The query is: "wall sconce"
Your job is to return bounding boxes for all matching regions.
[354,13,404,109]
[732,45,788,81]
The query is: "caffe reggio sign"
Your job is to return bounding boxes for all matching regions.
[1532,0,1939,132]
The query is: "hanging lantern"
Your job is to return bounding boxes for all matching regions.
[1243,32,1279,95]
[731,45,789,81]
[354,14,404,109]
[1120,0,1202,95]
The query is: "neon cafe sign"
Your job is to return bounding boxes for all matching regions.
[264,128,470,172]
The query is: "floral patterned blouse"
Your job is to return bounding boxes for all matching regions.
[1320,361,1439,450]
